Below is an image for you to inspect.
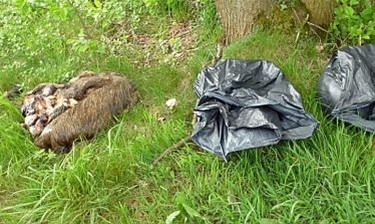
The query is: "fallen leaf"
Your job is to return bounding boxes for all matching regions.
[165,211,181,224]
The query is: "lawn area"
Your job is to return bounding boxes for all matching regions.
[1,1,375,223]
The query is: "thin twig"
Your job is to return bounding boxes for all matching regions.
[291,7,301,22]
[309,24,323,45]
[306,21,330,33]
[291,8,321,44]
[291,8,309,46]
[151,136,192,166]
[306,21,339,40]
[307,21,343,47]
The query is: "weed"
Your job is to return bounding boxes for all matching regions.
[330,0,375,45]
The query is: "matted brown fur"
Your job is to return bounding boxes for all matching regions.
[23,71,139,152]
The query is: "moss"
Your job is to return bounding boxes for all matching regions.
[258,1,308,33]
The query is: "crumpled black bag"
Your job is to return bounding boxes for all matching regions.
[318,44,375,132]
[192,59,319,160]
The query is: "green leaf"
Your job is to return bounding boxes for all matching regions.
[94,0,103,9]
[362,34,370,40]
[181,203,202,218]
[344,6,354,16]
[175,192,188,205]
[360,7,374,21]
[349,26,358,35]
[165,211,180,224]
[60,8,68,21]
[349,0,359,6]
[86,1,96,10]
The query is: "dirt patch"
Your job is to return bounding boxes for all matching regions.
[106,21,198,67]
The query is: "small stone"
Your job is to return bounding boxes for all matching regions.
[165,98,177,110]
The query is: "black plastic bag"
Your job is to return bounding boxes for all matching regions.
[192,59,319,160]
[318,44,375,132]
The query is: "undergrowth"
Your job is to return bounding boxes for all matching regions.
[330,0,375,45]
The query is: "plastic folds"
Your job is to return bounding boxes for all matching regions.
[318,44,375,132]
[192,59,318,160]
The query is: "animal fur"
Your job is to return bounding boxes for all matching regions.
[22,71,139,152]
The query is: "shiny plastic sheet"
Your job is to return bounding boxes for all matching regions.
[318,44,375,132]
[192,59,318,160]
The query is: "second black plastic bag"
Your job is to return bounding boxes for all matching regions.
[192,59,319,160]
[318,44,375,132]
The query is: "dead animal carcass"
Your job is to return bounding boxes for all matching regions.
[21,71,139,152]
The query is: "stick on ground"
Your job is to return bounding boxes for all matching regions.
[151,136,191,166]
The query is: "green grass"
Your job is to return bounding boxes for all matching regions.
[1,3,375,223]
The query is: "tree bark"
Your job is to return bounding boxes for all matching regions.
[215,0,275,44]
[300,0,336,27]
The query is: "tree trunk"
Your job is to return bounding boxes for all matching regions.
[215,0,275,44]
[300,0,336,27]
